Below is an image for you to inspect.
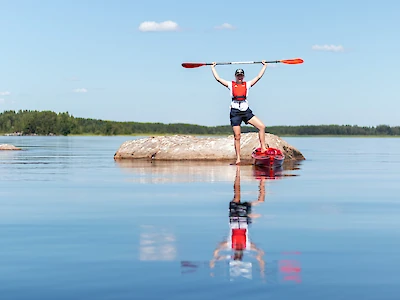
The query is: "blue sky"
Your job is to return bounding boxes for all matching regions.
[0,0,399,126]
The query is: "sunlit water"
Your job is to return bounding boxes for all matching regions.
[1,136,399,300]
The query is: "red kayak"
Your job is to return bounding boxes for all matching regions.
[251,147,284,168]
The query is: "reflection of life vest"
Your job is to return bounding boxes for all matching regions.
[232,81,247,101]
[231,228,247,250]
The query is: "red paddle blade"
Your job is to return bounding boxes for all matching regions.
[279,58,304,64]
[181,62,207,68]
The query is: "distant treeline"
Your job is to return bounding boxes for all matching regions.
[0,110,399,136]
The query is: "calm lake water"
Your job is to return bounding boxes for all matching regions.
[1,136,399,300]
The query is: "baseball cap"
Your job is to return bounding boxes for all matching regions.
[235,69,245,76]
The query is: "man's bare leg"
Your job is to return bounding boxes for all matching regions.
[232,126,241,164]
[247,116,267,152]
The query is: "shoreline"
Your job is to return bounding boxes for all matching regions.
[1,133,400,138]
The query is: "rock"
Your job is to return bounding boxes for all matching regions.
[0,144,21,150]
[114,133,305,162]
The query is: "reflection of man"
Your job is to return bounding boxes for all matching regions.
[210,165,266,279]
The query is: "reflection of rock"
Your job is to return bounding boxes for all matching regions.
[117,160,242,183]
[114,133,305,161]
[115,160,301,184]
[0,144,21,150]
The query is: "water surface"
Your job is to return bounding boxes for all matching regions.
[1,136,399,300]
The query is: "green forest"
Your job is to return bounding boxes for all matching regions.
[1,110,399,136]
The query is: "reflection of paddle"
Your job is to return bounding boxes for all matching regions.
[182,58,304,68]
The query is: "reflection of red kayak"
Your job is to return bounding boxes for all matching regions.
[253,165,283,179]
[251,147,284,168]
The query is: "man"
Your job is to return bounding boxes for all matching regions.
[211,61,268,165]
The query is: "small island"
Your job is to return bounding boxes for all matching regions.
[0,144,21,150]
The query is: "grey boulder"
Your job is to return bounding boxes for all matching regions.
[114,132,305,162]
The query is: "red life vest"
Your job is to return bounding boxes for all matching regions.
[232,81,247,101]
[231,228,247,250]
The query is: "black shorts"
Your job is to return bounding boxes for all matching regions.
[230,108,255,126]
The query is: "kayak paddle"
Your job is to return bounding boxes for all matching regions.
[182,58,304,68]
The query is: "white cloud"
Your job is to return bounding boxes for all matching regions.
[312,44,344,52]
[73,88,88,93]
[139,21,180,32]
[0,91,11,96]
[214,23,236,30]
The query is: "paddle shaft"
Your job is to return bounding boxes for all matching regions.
[206,60,280,66]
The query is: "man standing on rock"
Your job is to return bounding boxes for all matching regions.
[211,61,268,165]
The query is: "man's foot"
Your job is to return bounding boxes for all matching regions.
[260,147,267,153]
